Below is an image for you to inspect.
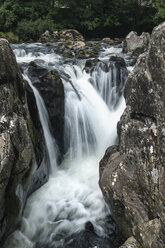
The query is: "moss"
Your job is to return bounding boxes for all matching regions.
[132,47,144,56]
[63,51,73,58]
[109,56,126,67]
[66,40,73,46]
[29,61,38,67]
[45,43,52,47]
[27,118,36,144]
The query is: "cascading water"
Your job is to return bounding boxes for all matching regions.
[23,72,58,174]
[4,42,130,248]
[90,61,128,110]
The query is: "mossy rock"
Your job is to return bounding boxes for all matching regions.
[132,47,145,56]
[45,43,52,47]
[76,49,98,59]
[63,51,73,58]
[29,61,38,68]
[27,118,36,144]
[109,56,126,67]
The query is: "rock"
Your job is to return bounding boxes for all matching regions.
[59,29,85,42]
[65,40,86,50]
[29,61,37,67]
[39,30,53,43]
[35,218,125,248]
[102,37,114,44]
[119,237,141,248]
[109,56,126,67]
[99,22,165,247]
[0,39,47,245]
[52,31,59,41]
[123,31,150,56]
[39,29,84,43]
[76,47,98,59]
[84,58,100,73]
[27,65,64,160]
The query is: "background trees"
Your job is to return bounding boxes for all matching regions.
[0,0,163,41]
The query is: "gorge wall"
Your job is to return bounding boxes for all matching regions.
[0,39,47,244]
[100,22,165,247]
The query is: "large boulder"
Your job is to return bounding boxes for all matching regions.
[59,29,85,42]
[39,29,84,43]
[0,39,47,244]
[39,30,53,43]
[99,22,165,247]
[123,31,150,56]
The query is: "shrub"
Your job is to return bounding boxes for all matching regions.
[16,18,58,41]
[0,31,19,42]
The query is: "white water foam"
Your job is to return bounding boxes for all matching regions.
[23,73,58,174]
[4,44,126,248]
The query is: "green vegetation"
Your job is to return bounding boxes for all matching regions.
[0,31,19,42]
[152,0,165,23]
[0,0,164,41]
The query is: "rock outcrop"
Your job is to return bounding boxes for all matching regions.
[100,22,165,247]
[39,29,85,43]
[39,30,53,43]
[0,39,47,244]
[123,31,150,56]
[102,37,114,44]
[119,237,141,248]
[59,29,85,42]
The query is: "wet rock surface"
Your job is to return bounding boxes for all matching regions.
[36,219,125,248]
[57,41,101,59]
[100,22,165,247]
[27,64,65,159]
[0,39,47,244]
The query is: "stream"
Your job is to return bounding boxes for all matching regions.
[4,41,132,248]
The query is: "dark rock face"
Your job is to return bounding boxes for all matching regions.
[28,65,65,159]
[99,22,165,247]
[0,39,47,244]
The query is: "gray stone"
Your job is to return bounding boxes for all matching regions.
[100,22,165,248]
[123,31,150,56]
[119,237,141,248]
[102,37,114,44]
[0,39,47,244]
[39,30,53,43]
[65,40,86,50]
[59,29,85,42]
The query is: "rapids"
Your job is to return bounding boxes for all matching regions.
[4,42,131,248]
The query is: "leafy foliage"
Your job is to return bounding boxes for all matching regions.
[152,0,165,23]
[0,0,163,41]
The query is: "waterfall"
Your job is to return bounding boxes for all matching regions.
[3,43,128,248]
[90,61,128,110]
[61,64,125,159]
[23,72,58,174]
